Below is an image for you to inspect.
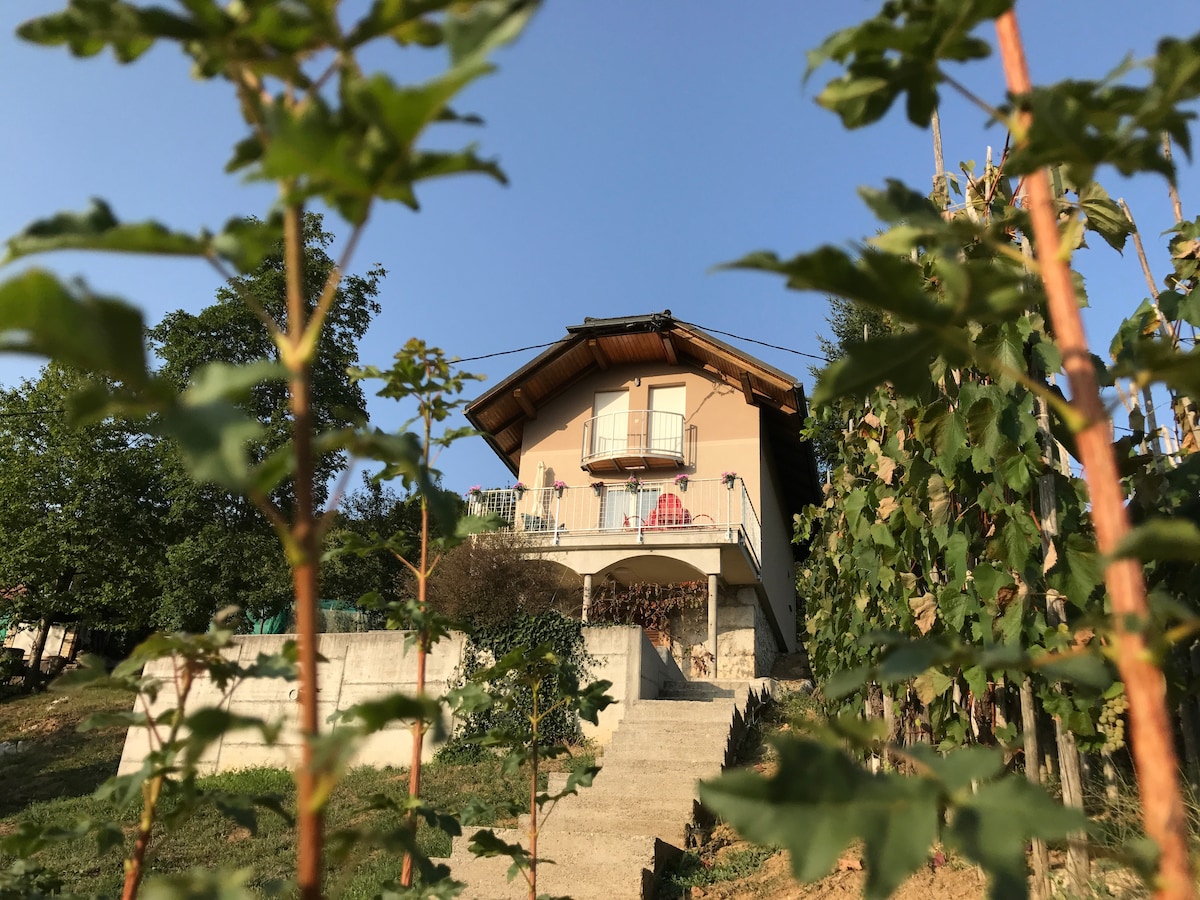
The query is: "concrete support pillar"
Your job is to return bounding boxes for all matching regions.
[582,573,593,623]
[707,573,719,680]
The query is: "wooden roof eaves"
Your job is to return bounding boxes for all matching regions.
[669,321,800,389]
[466,336,577,414]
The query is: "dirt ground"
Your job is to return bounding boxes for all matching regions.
[680,824,990,900]
[688,850,988,900]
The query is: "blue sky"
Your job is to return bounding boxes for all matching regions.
[2,2,1197,495]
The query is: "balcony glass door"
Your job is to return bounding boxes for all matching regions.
[648,385,684,454]
[601,486,661,530]
[592,390,629,458]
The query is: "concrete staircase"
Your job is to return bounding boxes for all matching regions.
[444,680,768,900]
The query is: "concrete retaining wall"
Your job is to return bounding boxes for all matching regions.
[118,625,675,776]
[119,631,467,776]
[580,625,680,744]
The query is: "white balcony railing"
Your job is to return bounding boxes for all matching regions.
[466,477,761,569]
[580,410,686,466]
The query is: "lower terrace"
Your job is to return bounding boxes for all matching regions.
[466,476,763,572]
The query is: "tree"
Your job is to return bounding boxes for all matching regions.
[0,364,166,679]
[809,297,889,476]
[148,214,384,631]
[320,474,422,618]
[150,212,383,505]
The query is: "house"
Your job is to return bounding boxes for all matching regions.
[464,311,820,679]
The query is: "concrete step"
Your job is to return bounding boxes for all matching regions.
[657,680,738,699]
[445,680,757,898]
[532,794,696,827]
[446,827,664,900]
[609,724,729,748]
[573,770,708,797]
[609,734,729,763]
[592,753,720,782]
[619,700,737,722]
[550,769,719,804]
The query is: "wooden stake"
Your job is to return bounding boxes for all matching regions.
[996,12,1196,898]
[1020,677,1050,899]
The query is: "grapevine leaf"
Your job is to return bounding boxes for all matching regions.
[1078,181,1132,252]
[946,778,1086,900]
[904,744,1003,792]
[1113,518,1200,561]
[2,199,207,264]
[444,0,539,66]
[17,1,203,63]
[700,739,939,899]
[1036,653,1113,691]
[724,246,952,328]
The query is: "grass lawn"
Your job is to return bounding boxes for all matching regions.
[0,685,557,897]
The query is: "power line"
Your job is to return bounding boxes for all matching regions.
[675,320,831,364]
[456,339,566,363]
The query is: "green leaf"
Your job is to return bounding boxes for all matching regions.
[185,360,286,405]
[444,0,539,66]
[824,665,872,701]
[0,269,149,384]
[974,324,1026,391]
[141,867,259,900]
[1113,518,1200,561]
[946,778,1086,900]
[724,246,951,328]
[337,691,441,733]
[17,1,202,63]
[78,710,148,731]
[155,403,264,491]
[52,653,114,691]
[1047,534,1103,609]
[904,744,1003,793]
[468,828,531,866]
[1077,181,1132,252]
[816,332,940,405]
[2,199,211,264]
[1036,652,1113,691]
[700,739,938,899]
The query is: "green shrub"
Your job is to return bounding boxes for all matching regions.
[458,613,593,747]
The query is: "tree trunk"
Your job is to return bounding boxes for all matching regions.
[1021,678,1051,899]
[24,617,51,692]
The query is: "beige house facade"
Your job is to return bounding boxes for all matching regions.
[465,312,819,679]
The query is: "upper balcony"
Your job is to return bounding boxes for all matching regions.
[466,476,762,573]
[580,410,695,474]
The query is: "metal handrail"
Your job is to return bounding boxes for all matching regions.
[466,476,761,569]
[580,410,685,464]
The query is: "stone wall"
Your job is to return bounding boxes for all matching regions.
[665,584,773,680]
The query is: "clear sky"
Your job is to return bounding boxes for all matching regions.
[2,2,1197,495]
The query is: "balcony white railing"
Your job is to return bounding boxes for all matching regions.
[466,477,761,568]
[580,410,686,466]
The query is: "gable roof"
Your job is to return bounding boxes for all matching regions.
[465,311,821,514]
